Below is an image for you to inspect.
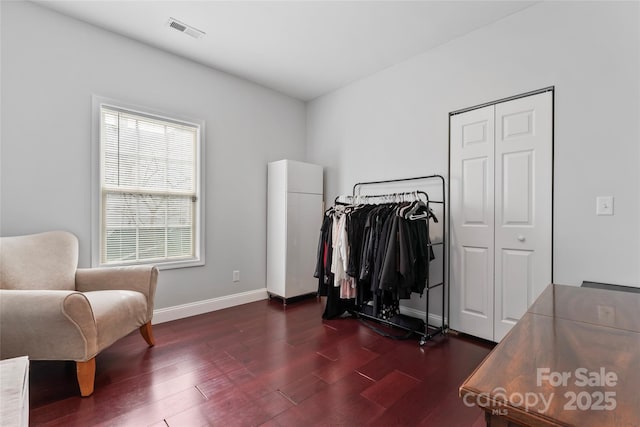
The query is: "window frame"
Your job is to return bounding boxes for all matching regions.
[91,95,205,270]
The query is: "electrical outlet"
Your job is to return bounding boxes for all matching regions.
[233,270,240,282]
[596,196,614,216]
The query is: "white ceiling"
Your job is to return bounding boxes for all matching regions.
[34,1,537,101]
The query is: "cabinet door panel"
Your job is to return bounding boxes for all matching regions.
[286,192,323,298]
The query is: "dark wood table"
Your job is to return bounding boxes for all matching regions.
[460,284,640,427]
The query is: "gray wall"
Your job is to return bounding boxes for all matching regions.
[0,1,306,309]
[2,1,639,317]
[306,1,640,317]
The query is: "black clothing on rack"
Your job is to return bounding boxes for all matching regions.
[314,210,355,319]
[314,201,437,319]
[315,175,448,346]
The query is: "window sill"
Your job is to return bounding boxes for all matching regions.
[96,258,205,271]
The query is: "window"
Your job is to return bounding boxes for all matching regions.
[93,98,204,268]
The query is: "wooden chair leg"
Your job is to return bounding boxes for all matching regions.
[139,321,155,347]
[76,358,96,397]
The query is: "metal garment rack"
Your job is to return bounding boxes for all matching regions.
[344,174,447,346]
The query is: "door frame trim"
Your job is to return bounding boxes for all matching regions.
[447,86,555,331]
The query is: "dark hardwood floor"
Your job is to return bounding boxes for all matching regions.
[29,297,494,426]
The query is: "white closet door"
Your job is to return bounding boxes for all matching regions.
[450,106,495,341]
[494,92,553,341]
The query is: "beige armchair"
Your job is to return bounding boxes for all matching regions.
[0,231,158,397]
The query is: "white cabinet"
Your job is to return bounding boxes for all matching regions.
[267,160,323,301]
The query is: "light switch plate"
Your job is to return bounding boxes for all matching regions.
[596,196,614,216]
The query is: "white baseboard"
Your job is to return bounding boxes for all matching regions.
[152,290,446,328]
[152,288,269,324]
[399,305,445,328]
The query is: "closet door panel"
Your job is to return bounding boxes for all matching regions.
[462,158,490,225]
[502,150,533,225]
[450,105,495,341]
[494,92,552,342]
[498,249,533,325]
[461,246,490,316]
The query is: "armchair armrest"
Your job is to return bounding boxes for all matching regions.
[75,265,158,319]
[0,290,98,361]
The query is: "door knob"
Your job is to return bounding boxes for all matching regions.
[517,235,525,242]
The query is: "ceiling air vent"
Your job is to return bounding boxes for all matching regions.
[167,18,205,39]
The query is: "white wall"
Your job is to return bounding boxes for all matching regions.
[0,1,306,310]
[307,1,640,317]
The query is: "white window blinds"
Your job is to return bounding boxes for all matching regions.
[100,105,200,265]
